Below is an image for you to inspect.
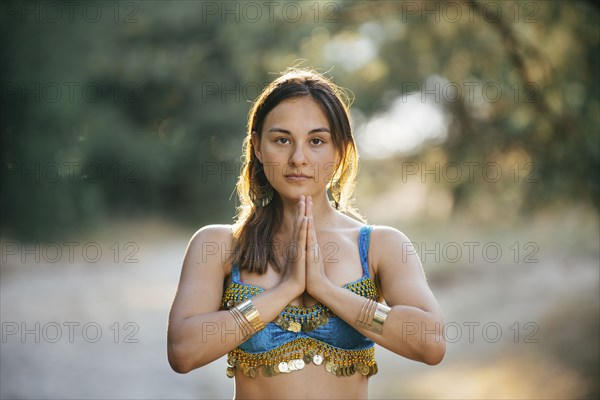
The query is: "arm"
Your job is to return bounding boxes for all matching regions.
[166,224,303,374]
[310,226,446,365]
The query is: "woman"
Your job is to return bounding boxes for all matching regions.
[167,69,445,399]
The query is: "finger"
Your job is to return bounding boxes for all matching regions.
[307,216,318,264]
[297,195,305,218]
[298,216,308,261]
[301,195,306,217]
[306,198,314,255]
[293,195,305,233]
[298,197,306,236]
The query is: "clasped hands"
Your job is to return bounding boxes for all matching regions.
[281,195,332,301]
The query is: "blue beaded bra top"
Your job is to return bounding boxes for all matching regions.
[220,225,380,378]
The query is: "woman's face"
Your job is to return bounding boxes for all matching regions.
[253,96,340,201]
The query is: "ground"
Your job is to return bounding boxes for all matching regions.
[1,209,598,399]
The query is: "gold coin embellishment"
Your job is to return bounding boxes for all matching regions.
[303,353,313,364]
[226,367,235,378]
[317,314,328,325]
[248,367,257,378]
[242,365,250,377]
[303,320,314,331]
[313,354,324,365]
[276,316,291,330]
[287,360,297,371]
[226,300,234,307]
[332,364,339,375]
[325,362,332,373]
[278,361,289,373]
[288,321,301,332]
[294,359,305,370]
[357,363,369,376]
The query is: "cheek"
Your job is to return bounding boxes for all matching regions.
[261,146,286,167]
[261,143,280,157]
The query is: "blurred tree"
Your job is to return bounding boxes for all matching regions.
[0,0,597,240]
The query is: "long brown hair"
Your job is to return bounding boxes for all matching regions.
[231,68,364,275]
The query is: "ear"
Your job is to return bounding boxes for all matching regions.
[251,131,262,163]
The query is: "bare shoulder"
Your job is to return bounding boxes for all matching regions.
[369,225,440,314]
[371,225,412,243]
[190,223,233,243]
[369,225,415,274]
[335,212,367,232]
[329,213,367,246]
[171,224,234,318]
[187,224,234,275]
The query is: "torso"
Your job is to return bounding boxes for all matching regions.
[221,214,379,399]
[224,216,376,307]
[233,363,369,400]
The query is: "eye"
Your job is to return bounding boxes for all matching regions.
[275,137,290,145]
[311,138,324,145]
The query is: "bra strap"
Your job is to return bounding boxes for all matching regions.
[358,225,374,277]
[231,264,241,283]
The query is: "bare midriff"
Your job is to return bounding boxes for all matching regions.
[233,362,369,400]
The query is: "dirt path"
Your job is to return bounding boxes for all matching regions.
[1,217,598,399]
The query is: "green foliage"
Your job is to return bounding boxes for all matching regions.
[1,0,598,240]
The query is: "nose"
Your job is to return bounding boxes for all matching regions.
[289,143,308,167]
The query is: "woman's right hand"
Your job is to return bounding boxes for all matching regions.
[280,195,308,296]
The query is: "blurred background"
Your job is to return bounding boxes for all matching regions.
[1,0,598,399]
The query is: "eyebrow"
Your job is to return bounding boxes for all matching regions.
[267,127,331,134]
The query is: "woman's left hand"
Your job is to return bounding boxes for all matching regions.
[305,196,332,300]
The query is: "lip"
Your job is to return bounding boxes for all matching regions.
[284,175,311,182]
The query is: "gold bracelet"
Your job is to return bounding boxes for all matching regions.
[229,308,253,340]
[371,303,392,334]
[356,299,376,326]
[236,300,266,332]
[365,299,377,326]
[356,299,391,335]
[357,298,370,324]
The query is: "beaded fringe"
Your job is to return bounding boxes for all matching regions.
[226,337,378,378]
[221,277,380,378]
[221,278,379,334]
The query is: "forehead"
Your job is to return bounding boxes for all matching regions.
[263,96,330,131]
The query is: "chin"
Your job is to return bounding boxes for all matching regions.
[273,187,311,201]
